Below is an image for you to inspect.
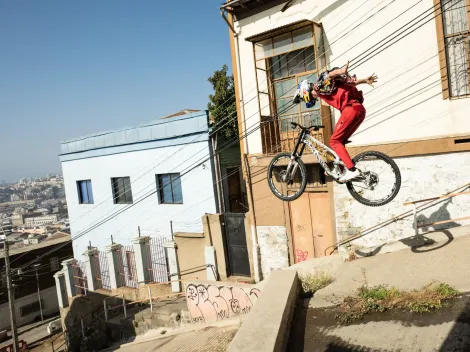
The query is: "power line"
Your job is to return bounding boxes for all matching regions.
[25,0,386,242]
[15,0,452,273]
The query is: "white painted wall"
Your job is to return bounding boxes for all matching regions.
[334,151,470,248]
[62,141,217,257]
[233,0,470,154]
[0,286,59,331]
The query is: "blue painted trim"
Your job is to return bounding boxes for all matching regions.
[60,111,208,144]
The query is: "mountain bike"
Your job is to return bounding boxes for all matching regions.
[267,122,401,206]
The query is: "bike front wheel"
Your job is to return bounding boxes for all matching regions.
[268,152,307,202]
[346,151,401,207]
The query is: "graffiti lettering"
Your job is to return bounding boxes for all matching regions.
[186,284,262,324]
[296,249,309,262]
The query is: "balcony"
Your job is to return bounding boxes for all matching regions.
[260,106,333,157]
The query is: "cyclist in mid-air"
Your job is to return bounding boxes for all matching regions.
[294,61,377,182]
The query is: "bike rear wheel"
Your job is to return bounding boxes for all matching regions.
[268,152,307,202]
[346,151,401,207]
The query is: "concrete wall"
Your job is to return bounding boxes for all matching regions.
[0,286,59,331]
[228,270,299,352]
[203,214,229,280]
[334,151,470,249]
[257,226,290,278]
[61,140,217,257]
[233,0,470,154]
[176,213,257,282]
[184,280,261,324]
[175,234,208,281]
[247,162,292,278]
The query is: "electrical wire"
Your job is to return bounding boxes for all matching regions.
[14,0,458,272]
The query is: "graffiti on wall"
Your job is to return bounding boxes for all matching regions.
[295,249,308,263]
[186,284,261,324]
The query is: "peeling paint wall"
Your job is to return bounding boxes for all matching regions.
[257,226,290,277]
[334,151,470,248]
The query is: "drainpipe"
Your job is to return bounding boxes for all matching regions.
[224,9,260,281]
[223,9,249,156]
[234,28,249,156]
[244,153,261,283]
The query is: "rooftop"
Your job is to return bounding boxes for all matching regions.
[0,232,71,258]
[221,0,289,20]
[59,110,209,161]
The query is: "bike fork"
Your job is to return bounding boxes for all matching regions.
[286,155,299,182]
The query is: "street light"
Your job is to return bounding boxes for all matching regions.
[31,263,44,322]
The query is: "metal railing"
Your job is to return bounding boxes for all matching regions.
[116,245,138,288]
[261,114,326,155]
[91,251,111,291]
[146,237,171,283]
[324,182,470,256]
[72,260,88,295]
[404,186,470,236]
[102,278,195,322]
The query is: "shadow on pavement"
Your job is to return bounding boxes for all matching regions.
[345,196,462,258]
[287,299,309,351]
[439,295,470,352]
[323,339,388,351]
[288,295,470,351]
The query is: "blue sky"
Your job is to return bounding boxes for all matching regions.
[0,1,231,182]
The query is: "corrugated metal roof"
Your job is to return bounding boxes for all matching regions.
[221,0,289,20]
[245,19,314,42]
[60,110,209,156]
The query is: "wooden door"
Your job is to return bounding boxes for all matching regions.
[290,193,315,263]
[309,192,335,258]
[289,191,334,263]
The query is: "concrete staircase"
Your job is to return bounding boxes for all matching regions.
[105,295,188,341]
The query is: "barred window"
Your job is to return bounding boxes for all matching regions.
[440,0,470,97]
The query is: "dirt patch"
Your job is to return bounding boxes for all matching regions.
[336,282,460,325]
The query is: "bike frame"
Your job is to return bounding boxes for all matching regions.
[288,128,346,180]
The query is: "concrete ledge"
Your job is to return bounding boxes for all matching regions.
[228,270,299,352]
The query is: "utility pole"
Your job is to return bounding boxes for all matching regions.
[32,263,44,321]
[5,241,19,352]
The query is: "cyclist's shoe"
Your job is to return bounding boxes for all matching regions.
[339,169,361,183]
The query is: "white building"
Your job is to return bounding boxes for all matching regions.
[60,110,218,256]
[24,214,58,227]
[222,0,470,273]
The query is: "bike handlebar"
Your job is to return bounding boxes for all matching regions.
[290,122,325,131]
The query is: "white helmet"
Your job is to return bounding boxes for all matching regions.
[293,80,316,108]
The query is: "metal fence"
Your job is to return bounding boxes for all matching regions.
[91,251,111,291]
[261,114,325,155]
[72,260,88,295]
[116,245,138,288]
[146,237,170,283]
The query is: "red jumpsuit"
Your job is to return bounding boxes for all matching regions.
[318,83,366,169]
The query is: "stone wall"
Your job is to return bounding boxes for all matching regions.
[334,151,470,249]
[256,226,290,278]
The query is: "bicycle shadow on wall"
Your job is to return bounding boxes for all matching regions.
[355,198,458,257]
